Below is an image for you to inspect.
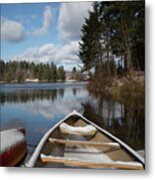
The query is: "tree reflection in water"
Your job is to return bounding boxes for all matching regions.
[82,90,144,150]
[0,89,65,105]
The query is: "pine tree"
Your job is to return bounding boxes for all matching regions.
[79,3,102,72]
[58,66,66,81]
[79,1,145,74]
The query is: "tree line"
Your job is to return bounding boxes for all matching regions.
[79,1,144,76]
[0,60,66,83]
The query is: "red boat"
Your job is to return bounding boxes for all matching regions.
[0,128,27,166]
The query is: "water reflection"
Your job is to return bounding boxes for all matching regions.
[82,90,144,150]
[72,88,77,96]
[0,82,144,151]
[0,83,89,146]
[0,89,65,104]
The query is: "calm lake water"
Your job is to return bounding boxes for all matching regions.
[0,82,144,153]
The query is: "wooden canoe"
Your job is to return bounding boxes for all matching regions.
[26,110,145,170]
[0,128,27,166]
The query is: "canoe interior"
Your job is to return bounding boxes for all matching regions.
[34,115,141,169]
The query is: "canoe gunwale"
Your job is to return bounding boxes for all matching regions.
[26,110,145,168]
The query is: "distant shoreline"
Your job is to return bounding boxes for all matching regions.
[0,80,88,85]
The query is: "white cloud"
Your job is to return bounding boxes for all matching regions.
[39,43,56,56]
[13,41,81,70]
[1,18,25,43]
[33,6,52,36]
[55,41,79,63]
[58,2,93,41]
[16,44,56,63]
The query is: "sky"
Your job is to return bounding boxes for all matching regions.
[0,2,93,70]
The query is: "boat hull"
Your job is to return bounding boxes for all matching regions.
[0,128,27,166]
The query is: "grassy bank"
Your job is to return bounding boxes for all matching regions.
[88,71,144,103]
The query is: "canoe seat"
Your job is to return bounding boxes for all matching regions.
[59,123,97,136]
[40,154,144,170]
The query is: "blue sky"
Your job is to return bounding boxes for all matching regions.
[1,2,93,70]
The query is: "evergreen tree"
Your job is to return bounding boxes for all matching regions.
[0,60,65,83]
[58,66,66,81]
[50,62,57,82]
[79,3,102,72]
[79,1,145,74]
[0,60,5,81]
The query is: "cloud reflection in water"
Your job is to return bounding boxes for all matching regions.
[22,87,89,120]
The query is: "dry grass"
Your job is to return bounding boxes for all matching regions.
[88,71,144,103]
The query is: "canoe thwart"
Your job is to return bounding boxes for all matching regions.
[40,154,144,170]
[48,138,120,148]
